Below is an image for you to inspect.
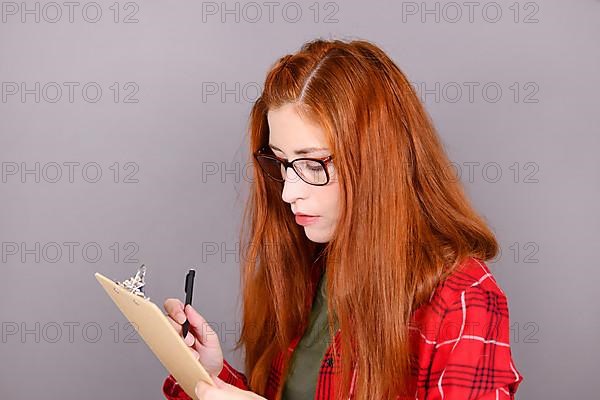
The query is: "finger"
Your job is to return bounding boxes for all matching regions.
[166,315,182,333]
[183,331,196,347]
[166,314,189,339]
[164,298,186,324]
[166,315,196,346]
[185,305,218,345]
[190,347,200,360]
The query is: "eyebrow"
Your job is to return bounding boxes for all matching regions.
[268,144,329,156]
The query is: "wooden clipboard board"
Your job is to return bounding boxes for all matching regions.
[95,272,215,399]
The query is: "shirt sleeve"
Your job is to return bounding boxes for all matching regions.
[426,285,524,400]
[162,374,192,400]
[218,358,250,389]
[162,359,250,399]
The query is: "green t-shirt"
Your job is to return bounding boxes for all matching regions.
[282,271,339,399]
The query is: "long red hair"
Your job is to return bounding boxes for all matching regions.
[232,38,499,400]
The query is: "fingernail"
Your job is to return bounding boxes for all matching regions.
[184,332,194,345]
[176,312,186,324]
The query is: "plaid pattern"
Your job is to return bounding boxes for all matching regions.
[163,257,523,399]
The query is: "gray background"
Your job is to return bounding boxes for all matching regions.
[1,0,598,398]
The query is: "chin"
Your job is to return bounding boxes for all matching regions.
[304,227,332,244]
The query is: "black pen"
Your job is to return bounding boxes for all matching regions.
[182,268,195,338]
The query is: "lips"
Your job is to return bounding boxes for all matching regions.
[294,213,320,226]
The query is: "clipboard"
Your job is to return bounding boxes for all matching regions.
[95,268,215,400]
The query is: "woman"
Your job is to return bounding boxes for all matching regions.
[162,38,524,400]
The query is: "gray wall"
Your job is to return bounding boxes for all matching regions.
[1,0,598,398]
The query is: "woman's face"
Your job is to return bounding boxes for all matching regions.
[266,103,340,243]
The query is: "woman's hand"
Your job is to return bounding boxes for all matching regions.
[195,375,266,399]
[163,298,224,377]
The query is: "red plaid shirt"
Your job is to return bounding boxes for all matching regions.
[163,257,523,399]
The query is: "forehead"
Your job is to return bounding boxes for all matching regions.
[267,103,329,153]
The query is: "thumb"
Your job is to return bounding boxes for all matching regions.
[211,375,243,393]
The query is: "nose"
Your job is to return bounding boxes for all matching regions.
[281,166,309,204]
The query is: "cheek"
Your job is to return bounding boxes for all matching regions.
[321,183,340,218]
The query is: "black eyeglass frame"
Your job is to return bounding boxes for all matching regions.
[253,146,334,186]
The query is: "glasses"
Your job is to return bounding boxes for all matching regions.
[253,146,334,186]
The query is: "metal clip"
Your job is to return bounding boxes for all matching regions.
[116,264,150,300]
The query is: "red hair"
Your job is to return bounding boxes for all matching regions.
[233,38,499,400]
